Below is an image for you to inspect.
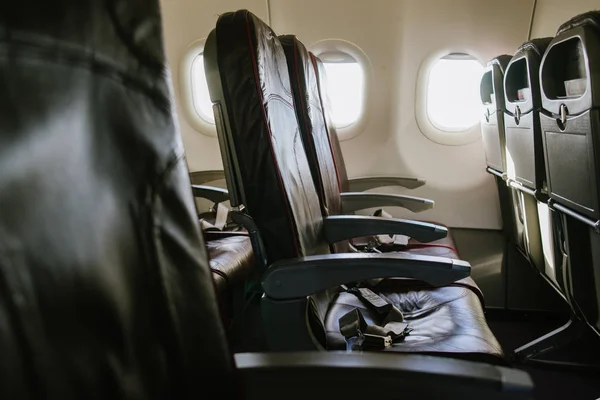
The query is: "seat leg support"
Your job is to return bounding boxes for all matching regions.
[261,296,319,351]
[512,314,600,371]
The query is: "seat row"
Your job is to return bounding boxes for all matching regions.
[480,10,600,361]
[0,1,533,397]
[203,9,505,360]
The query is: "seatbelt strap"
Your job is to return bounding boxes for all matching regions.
[213,201,228,230]
[339,286,412,351]
[199,202,229,232]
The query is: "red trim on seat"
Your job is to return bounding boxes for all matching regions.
[405,243,458,253]
[203,231,250,237]
[244,11,300,257]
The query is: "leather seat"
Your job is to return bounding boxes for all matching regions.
[206,235,254,326]
[0,0,251,354]
[281,38,458,257]
[0,2,534,398]
[323,279,503,364]
[204,10,503,361]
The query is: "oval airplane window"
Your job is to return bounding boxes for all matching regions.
[320,51,364,128]
[416,52,484,146]
[180,38,217,137]
[190,54,215,124]
[311,39,371,141]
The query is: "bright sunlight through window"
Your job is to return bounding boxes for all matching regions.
[426,54,484,131]
[322,53,365,128]
[191,54,215,124]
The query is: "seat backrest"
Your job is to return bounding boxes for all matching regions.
[503,38,552,190]
[539,10,600,220]
[480,55,528,255]
[279,36,343,218]
[311,54,352,192]
[481,55,512,174]
[0,0,235,397]
[204,10,332,264]
[540,11,600,334]
[503,39,553,274]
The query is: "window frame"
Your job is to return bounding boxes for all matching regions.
[311,39,372,141]
[180,38,217,137]
[415,49,485,146]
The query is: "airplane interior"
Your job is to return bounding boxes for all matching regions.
[1,0,600,399]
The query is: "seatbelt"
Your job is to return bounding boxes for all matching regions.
[338,285,412,351]
[199,202,229,231]
[373,209,458,253]
[372,209,410,246]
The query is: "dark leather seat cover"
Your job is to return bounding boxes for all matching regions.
[0,0,236,397]
[213,10,328,263]
[557,10,600,35]
[324,279,503,363]
[211,10,503,361]
[280,35,460,257]
[207,235,254,298]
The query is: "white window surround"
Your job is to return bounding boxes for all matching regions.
[180,38,217,137]
[310,39,372,141]
[415,49,485,146]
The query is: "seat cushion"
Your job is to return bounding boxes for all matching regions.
[206,235,254,298]
[323,278,504,364]
[204,232,254,327]
[206,235,254,329]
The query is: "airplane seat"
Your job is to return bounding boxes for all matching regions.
[538,10,600,335]
[480,55,527,254]
[204,9,504,361]
[503,38,555,279]
[0,1,534,398]
[0,0,237,395]
[0,0,255,351]
[303,48,458,258]
[206,235,255,328]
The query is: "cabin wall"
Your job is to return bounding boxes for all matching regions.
[160,0,596,228]
[531,0,599,38]
[159,0,268,172]
[276,0,531,229]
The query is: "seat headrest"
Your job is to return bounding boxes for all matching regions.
[557,10,600,35]
[515,37,553,58]
[487,55,512,73]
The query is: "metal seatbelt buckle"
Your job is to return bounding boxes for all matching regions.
[362,334,392,349]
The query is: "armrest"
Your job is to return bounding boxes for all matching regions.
[340,192,434,213]
[347,176,426,191]
[189,170,225,184]
[262,252,470,298]
[235,352,533,400]
[323,215,446,244]
[191,184,229,204]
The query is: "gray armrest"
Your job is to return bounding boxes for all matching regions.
[262,252,470,298]
[235,352,533,400]
[348,176,426,191]
[323,215,446,244]
[340,192,434,213]
[191,184,229,204]
[189,170,225,185]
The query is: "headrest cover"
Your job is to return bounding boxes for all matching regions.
[488,55,512,74]
[557,10,600,35]
[515,37,553,58]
